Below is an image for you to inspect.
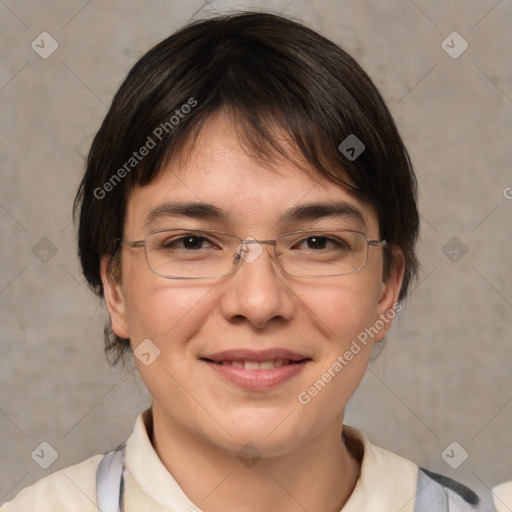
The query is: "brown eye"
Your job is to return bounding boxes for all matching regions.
[292,235,349,251]
[305,236,328,249]
[160,234,214,250]
[181,235,206,250]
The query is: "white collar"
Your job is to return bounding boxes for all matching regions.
[124,409,418,511]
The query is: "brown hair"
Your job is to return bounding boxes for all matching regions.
[74,12,419,366]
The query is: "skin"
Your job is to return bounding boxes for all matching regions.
[101,111,404,512]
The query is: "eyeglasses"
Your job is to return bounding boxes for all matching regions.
[117,228,387,280]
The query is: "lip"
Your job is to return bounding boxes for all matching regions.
[201,348,309,362]
[200,348,311,390]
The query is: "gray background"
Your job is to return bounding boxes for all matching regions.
[1,0,511,506]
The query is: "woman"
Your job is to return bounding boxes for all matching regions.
[1,12,498,512]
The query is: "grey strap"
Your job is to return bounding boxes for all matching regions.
[415,468,497,512]
[415,468,450,511]
[96,443,126,512]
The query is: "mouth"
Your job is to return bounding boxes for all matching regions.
[200,349,312,390]
[202,358,308,370]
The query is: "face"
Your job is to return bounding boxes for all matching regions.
[101,111,403,458]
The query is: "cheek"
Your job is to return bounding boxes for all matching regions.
[120,260,214,344]
[123,277,216,407]
[298,275,382,342]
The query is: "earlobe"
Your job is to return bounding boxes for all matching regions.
[100,256,130,339]
[374,252,405,342]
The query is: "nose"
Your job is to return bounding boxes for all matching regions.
[219,241,296,329]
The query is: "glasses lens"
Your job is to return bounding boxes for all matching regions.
[142,229,371,279]
[145,230,238,278]
[277,230,369,277]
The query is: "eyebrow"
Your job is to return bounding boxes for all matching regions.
[144,200,367,230]
[144,201,229,229]
[280,201,367,228]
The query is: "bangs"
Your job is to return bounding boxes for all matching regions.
[141,103,357,196]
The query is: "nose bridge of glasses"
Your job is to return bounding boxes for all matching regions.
[233,237,279,268]
[238,238,276,245]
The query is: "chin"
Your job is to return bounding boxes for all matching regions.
[211,409,310,457]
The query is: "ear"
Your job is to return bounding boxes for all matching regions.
[373,249,405,342]
[100,256,130,339]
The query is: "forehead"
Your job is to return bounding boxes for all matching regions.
[124,112,379,236]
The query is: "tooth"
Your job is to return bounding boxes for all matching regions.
[231,360,244,368]
[273,358,284,368]
[244,361,260,370]
[259,360,275,370]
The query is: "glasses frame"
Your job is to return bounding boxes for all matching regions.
[116,228,387,280]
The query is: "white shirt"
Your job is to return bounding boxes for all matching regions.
[492,481,512,512]
[1,408,420,512]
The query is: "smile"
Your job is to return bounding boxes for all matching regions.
[200,349,311,390]
[209,358,301,370]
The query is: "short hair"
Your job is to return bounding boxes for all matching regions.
[74,12,419,366]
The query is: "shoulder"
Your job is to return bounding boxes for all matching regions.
[0,453,103,512]
[343,426,496,511]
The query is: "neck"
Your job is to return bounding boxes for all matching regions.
[147,406,361,512]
